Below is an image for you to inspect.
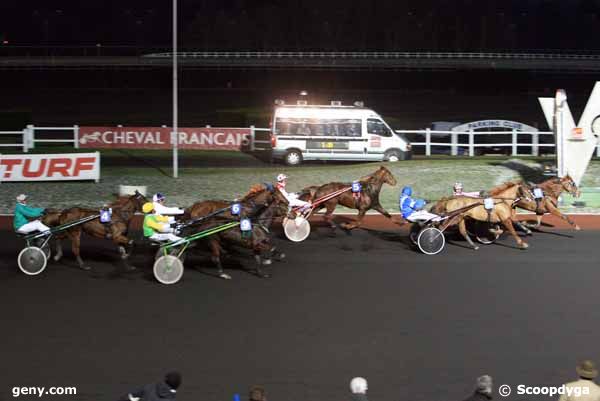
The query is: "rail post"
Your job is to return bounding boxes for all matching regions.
[531,131,539,156]
[512,130,518,156]
[597,144,600,158]
[468,130,474,157]
[451,132,458,156]
[425,128,431,156]
[250,125,255,152]
[22,129,28,153]
[74,125,80,149]
[26,124,35,149]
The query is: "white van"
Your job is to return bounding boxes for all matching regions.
[249,102,411,165]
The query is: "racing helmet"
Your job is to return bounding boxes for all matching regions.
[16,194,28,202]
[350,377,368,394]
[401,186,412,196]
[276,173,288,182]
[453,182,463,192]
[153,193,166,202]
[142,202,154,213]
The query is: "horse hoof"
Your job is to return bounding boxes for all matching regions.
[275,253,286,261]
[53,255,62,262]
[219,273,232,280]
[124,265,137,272]
[262,259,272,265]
[80,265,92,271]
[575,225,581,231]
[259,272,271,279]
[519,243,529,249]
[473,246,479,251]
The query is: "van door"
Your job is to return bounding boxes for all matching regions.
[366,118,394,160]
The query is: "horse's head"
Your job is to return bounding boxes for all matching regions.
[241,184,275,208]
[560,175,580,198]
[114,190,148,213]
[429,198,448,215]
[378,166,397,186]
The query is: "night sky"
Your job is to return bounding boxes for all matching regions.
[2,0,600,51]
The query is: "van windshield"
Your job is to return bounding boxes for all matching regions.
[367,119,392,137]
[274,117,362,137]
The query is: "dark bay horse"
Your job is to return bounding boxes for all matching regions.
[184,184,289,279]
[48,191,147,271]
[299,166,397,231]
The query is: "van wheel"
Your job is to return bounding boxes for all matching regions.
[384,150,402,162]
[284,150,303,166]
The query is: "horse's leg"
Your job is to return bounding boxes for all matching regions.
[111,232,136,271]
[69,229,91,271]
[343,208,367,230]
[209,239,230,280]
[53,237,64,262]
[501,218,528,249]
[322,200,338,233]
[546,202,580,230]
[269,245,286,261]
[253,241,271,279]
[513,220,532,235]
[457,218,479,250]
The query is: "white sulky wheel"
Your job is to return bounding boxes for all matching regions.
[153,254,184,285]
[283,216,311,242]
[417,227,446,255]
[466,220,501,245]
[18,246,48,275]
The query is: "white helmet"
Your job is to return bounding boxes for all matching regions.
[350,377,368,394]
[277,173,288,182]
[454,182,463,191]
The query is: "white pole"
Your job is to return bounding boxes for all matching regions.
[172,0,179,178]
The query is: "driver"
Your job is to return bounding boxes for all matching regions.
[142,202,182,242]
[152,193,184,217]
[453,182,481,198]
[276,174,312,211]
[13,194,51,234]
[399,186,439,222]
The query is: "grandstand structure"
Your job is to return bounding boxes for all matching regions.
[2,47,600,72]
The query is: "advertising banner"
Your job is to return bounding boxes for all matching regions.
[78,126,252,150]
[0,153,100,182]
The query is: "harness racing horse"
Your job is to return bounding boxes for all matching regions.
[516,175,581,230]
[299,166,397,232]
[486,181,535,236]
[431,195,528,250]
[184,184,289,279]
[48,191,147,271]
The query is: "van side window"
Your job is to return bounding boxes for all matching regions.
[367,119,392,137]
[274,117,361,137]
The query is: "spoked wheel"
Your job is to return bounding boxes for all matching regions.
[466,220,501,245]
[417,227,446,255]
[409,224,421,245]
[18,246,48,275]
[153,255,184,285]
[283,217,311,242]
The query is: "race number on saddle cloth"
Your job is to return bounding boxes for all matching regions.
[13,194,51,234]
[399,186,440,222]
[152,193,184,221]
[276,173,311,211]
[142,202,182,243]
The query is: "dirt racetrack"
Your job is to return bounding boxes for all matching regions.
[1,216,599,401]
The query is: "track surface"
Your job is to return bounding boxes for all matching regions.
[2,224,599,401]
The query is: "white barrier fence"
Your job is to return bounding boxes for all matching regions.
[0,125,79,152]
[394,129,600,157]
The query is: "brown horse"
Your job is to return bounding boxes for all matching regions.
[515,175,581,230]
[486,181,534,235]
[299,166,397,231]
[49,191,147,271]
[184,184,289,279]
[431,194,528,250]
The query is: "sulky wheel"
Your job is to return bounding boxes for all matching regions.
[283,216,311,242]
[18,246,48,275]
[417,227,446,255]
[153,254,184,285]
[467,220,501,245]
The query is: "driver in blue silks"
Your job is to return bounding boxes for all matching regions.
[399,186,439,222]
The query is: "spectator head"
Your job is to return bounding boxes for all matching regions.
[350,377,368,394]
[165,371,182,390]
[476,375,493,394]
[576,360,598,380]
[249,385,266,401]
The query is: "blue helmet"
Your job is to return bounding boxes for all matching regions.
[414,199,426,210]
[153,192,166,202]
[401,186,412,196]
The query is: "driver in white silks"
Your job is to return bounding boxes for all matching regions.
[152,192,184,224]
[276,174,312,212]
[399,186,440,222]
